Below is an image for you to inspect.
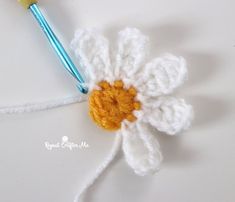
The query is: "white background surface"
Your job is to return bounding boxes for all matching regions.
[0,0,235,201]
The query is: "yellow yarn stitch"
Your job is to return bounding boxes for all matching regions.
[89,80,141,131]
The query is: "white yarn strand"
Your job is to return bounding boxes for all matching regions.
[74,133,122,202]
[0,95,86,114]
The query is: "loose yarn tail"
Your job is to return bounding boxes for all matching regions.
[0,95,86,114]
[74,133,122,202]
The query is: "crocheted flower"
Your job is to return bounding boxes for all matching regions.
[71,28,193,176]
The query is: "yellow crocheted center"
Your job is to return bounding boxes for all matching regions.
[89,80,141,131]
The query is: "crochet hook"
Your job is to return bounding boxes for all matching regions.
[18,0,88,94]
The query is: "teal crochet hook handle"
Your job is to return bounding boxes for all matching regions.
[19,1,88,94]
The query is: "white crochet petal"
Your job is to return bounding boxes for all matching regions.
[120,121,163,176]
[144,96,193,135]
[71,29,112,88]
[136,54,187,97]
[113,28,149,85]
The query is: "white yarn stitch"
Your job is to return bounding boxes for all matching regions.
[136,54,187,97]
[71,29,113,89]
[113,28,149,81]
[142,96,194,135]
[122,121,162,176]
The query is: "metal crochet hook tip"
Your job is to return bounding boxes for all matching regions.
[77,84,88,94]
[27,3,87,94]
